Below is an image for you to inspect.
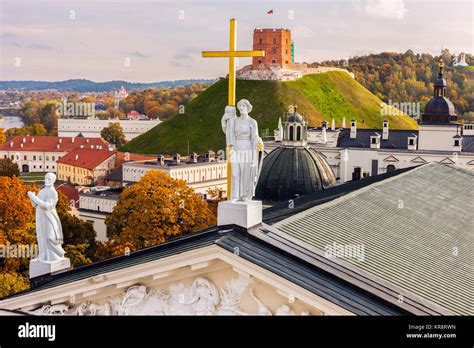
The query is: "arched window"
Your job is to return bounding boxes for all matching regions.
[297,126,301,141]
[289,126,294,141]
[386,164,396,172]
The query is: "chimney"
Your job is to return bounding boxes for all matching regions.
[10,142,13,148]
[71,137,75,143]
[157,154,165,165]
[57,144,60,149]
[407,134,417,150]
[331,119,335,131]
[382,120,389,140]
[91,145,94,149]
[59,138,62,144]
[350,120,357,139]
[75,154,79,160]
[22,137,26,143]
[80,145,84,149]
[31,137,35,143]
[173,153,181,164]
[342,117,346,129]
[86,139,90,143]
[205,150,215,162]
[20,143,23,148]
[190,152,198,163]
[370,133,381,149]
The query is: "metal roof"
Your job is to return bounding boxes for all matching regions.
[273,162,474,315]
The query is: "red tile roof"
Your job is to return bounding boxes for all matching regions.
[56,184,79,208]
[0,136,107,152]
[57,148,116,170]
[115,151,155,166]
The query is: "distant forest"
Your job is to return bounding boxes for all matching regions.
[0,79,216,92]
[309,49,473,119]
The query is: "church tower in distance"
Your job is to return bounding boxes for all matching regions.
[252,28,292,69]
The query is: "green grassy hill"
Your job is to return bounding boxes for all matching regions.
[121,72,418,154]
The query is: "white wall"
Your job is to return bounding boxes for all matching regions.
[58,118,161,141]
[418,124,461,151]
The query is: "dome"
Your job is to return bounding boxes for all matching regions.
[255,147,336,202]
[424,97,456,117]
[287,112,303,123]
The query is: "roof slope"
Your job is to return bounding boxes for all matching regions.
[273,163,474,315]
[0,136,107,152]
[57,148,116,170]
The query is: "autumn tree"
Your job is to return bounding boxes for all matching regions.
[0,176,37,298]
[0,128,6,144]
[100,122,127,147]
[0,158,20,178]
[105,170,216,251]
[5,124,46,140]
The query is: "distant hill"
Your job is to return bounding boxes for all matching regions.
[309,49,473,117]
[121,71,418,154]
[0,79,216,92]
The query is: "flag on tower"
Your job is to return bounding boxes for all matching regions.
[267,9,273,14]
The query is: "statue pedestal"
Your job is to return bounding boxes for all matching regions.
[218,200,262,229]
[30,258,71,279]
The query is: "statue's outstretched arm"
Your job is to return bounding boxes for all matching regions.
[30,195,57,211]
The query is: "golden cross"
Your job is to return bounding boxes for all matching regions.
[202,18,265,106]
[202,19,265,200]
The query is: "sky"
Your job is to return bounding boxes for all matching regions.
[0,0,472,82]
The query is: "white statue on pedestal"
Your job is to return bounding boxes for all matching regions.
[27,173,66,262]
[221,99,264,201]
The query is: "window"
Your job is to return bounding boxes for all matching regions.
[52,156,55,161]
[371,138,377,144]
[409,139,414,145]
[272,60,276,64]
[39,156,42,160]
[259,38,262,44]
[289,126,294,141]
[33,155,36,160]
[454,140,460,146]
[46,156,49,161]
[258,59,262,64]
[386,165,396,172]
[23,155,27,160]
[272,48,276,54]
[297,126,301,141]
[273,38,276,44]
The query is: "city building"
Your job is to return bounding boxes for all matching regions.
[122,151,227,198]
[57,118,161,141]
[57,147,116,185]
[78,189,120,242]
[0,136,107,173]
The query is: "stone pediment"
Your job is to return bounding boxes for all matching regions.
[410,156,428,164]
[1,245,348,316]
[383,155,399,162]
[439,157,455,164]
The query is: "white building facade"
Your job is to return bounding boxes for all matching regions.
[58,118,161,141]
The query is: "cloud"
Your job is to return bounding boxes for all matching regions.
[128,51,147,58]
[363,0,407,20]
[28,43,54,51]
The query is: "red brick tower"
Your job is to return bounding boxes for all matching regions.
[252,28,292,69]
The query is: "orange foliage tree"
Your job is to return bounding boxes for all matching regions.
[0,176,37,298]
[105,170,216,252]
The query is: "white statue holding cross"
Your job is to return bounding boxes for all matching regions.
[204,19,264,228]
[203,18,265,202]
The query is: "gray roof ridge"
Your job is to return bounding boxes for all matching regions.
[275,163,431,226]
